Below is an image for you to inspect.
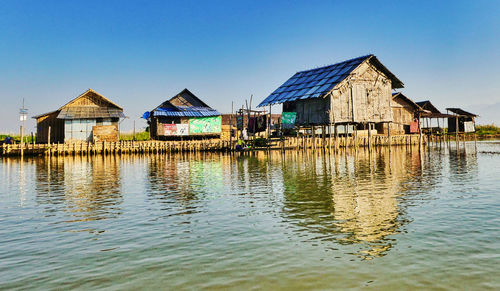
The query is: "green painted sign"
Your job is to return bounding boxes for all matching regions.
[189,116,222,134]
[281,112,297,125]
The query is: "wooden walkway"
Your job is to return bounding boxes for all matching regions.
[0,135,430,157]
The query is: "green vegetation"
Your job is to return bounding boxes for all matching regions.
[253,137,268,147]
[120,131,150,141]
[476,124,500,136]
[0,134,36,144]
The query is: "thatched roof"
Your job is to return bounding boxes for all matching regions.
[33,89,125,120]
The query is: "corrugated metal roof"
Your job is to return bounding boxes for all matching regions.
[258,54,404,107]
[258,55,371,107]
[57,106,125,119]
[145,89,221,119]
[445,108,478,117]
[152,106,220,117]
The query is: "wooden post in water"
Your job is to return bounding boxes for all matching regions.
[418,113,422,149]
[20,125,24,158]
[229,102,234,152]
[388,122,391,151]
[334,124,338,152]
[367,123,372,152]
[343,124,347,150]
[268,104,271,151]
[328,123,332,153]
[437,118,441,147]
[312,125,315,151]
[353,123,358,151]
[322,125,326,150]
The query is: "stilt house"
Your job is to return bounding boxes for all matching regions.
[257,55,404,133]
[416,100,453,133]
[446,108,478,133]
[143,89,221,139]
[389,92,426,134]
[415,101,441,115]
[33,89,125,143]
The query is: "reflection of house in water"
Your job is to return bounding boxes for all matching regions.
[35,156,123,226]
[145,154,229,207]
[277,147,434,260]
[448,143,479,185]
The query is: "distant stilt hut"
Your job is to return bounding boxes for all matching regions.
[416,100,454,134]
[256,54,404,134]
[33,89,125,143]
[143,88,221,140]
[389,92,427,134]
[445,108,478,133]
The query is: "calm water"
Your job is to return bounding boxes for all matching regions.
[1,141,499,290]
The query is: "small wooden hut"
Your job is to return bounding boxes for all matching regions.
[446,108,478,133]
[143,89,221,140]
[389,92,426,134]
[416,100,453,134]
[415,100,440,115]
[33,89,125,143]
[257,54,404,134]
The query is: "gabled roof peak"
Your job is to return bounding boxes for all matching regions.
[297,54,373,74]
[60,88,123,110]
[258,54,403,107]
[146,88,220,118]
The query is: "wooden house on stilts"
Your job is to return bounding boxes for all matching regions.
[390,92,426,134]
[257,55,404,135]
[445,108,478,133]
[415,100,453,134]
[33,89,125,143]
[143,89,222,140]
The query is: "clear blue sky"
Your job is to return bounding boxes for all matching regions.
[1,0,499,133]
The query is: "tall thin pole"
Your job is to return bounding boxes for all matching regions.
[20,98,26,157]
[388,121,391,151]
[418,113,422,148]
[20,125,24,157]
[133,120,136,141]
[230,101,233,149]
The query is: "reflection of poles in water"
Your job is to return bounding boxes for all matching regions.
[418,113,422,149]
[419,143,424,174]
[388,145,392,175]
[19,154,25,205]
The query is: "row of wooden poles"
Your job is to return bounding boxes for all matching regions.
[0,133,436,157]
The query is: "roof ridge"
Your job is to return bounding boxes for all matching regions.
[297,54,373,73]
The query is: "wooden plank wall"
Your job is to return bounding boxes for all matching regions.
[92,125,119,142]
[36,111,64,143]
[331,61,393,124]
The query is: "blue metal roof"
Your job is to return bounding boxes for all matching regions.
[142,89,221,119]
[151,106,220,118]
[257,55,372,107]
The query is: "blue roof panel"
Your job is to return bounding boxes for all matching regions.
[152,106,220,117]
[257,55,372,107]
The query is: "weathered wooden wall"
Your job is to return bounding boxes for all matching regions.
[65,91,117,108]
[388,97,417,134]
[330,61,393,124]
[36,111,64,143]
[284,98,330,125]
[92,125,119,142]
[283,61,393,126]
